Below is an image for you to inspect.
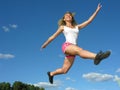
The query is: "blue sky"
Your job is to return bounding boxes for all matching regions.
[0,0,120,90]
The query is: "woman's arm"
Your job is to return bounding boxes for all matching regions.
[78,3,102,29]
[41,26,64,49]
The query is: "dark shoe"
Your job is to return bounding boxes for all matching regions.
[47,72,53,84]
[94,50,111,65]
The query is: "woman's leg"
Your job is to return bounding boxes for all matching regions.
[65,45,96,60]
[50,57,75,76]
[64,45,111,65]
[47,57,75,84]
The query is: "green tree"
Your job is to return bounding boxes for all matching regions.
[12,81,27,90]
[40,87,45,90]
[0,82,11,90]
[0,81,45,90]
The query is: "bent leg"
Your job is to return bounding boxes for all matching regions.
[65,45,96,60]
[50,57,75,76]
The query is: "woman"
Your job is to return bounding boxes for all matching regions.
[41,3,111,84]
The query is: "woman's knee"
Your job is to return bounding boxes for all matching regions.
[63,70,68,74]
[62,68,69,74]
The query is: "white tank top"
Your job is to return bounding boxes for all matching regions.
[63,26,79,45]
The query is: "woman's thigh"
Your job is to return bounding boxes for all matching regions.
[65,45,82,55]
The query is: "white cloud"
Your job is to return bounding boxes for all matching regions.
[90,89,106,90]
[34,80,62,88]
[65,87,77,90]
[2,24,18,32]
[83,72,120,87]
[34,82,56,88]
[0,53,15,59]
[116,68,120,73]
[2,26,10,32]
[82,72,113,82]
[9,24,18,29]
[58,54,64,58]
[66,77,71,80]
[114,75,120,87]
[66,77,76,82]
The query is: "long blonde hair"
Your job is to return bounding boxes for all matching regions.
[58,11,77,27]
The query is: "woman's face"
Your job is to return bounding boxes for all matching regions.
[64,13,73,22]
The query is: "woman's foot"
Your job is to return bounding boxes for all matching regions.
[94,51,111,65]
[47,72,53,84]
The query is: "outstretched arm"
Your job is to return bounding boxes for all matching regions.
[41,26,64,49]
[78,3,102,29]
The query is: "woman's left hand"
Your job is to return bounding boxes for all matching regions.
[96,3,102,11]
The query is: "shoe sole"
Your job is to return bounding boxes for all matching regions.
[94,51,111,65]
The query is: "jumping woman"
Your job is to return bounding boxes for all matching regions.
[41,3,111,84]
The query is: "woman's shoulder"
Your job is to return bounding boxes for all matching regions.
[59,25,65,30]
[57,25,64,32]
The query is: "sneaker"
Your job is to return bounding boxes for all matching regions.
[94,50,111,65]
[47,72,53,84]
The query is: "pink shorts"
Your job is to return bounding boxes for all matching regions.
[62,42,75,58]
